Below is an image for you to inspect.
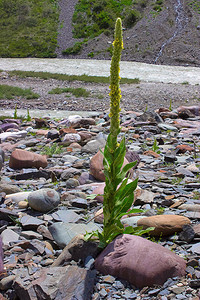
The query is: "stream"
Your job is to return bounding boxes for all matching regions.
[154,0,188,63]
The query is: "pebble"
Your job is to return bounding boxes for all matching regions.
[0,107,200,299]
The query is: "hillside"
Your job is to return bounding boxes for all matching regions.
[0,0,199,66]
[58,0,200,66]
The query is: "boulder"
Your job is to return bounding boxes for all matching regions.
[137,215,191,236]
[28,189,60,213]
[90,150,133,181]
[95,234,186,288]
[9,149,47,169]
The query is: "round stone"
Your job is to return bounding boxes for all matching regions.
[28,189,60,213]
[18,201,29,209]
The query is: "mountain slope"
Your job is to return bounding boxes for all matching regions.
[58,0,200,66]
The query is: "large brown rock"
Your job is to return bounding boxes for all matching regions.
[9,149,48,170]
[90,149,133,181]
[95,234,186,288]
[137,215,191,236]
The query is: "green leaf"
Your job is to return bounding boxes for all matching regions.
[123,226,135,234]
[115,179,138,206]
[84,230,99,241]
[103,144,113,166]
[118,208,143,219]
[113,138,126,174]
[113,193,134,219]
[115,161,137,185]
[86,194,98,200]
[132,226,155,236]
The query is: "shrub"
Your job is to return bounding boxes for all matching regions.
[124,9,141,28]
[0,84,39,99]
[0,0,59,58]
[62,42,83,55]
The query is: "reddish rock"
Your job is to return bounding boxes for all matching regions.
[87,182,105,202]
[35,118,48,128]
[9,149,48,170]
[59,128,77,135]
[143,150,160,158]
[125,150,140,167]
[177,105,200,116]
[36,129,49,136]
[137,215,191,236]
[95,234,186,288]
[70,118,96,128]
[156,107,171,113]
[79,131,93,142]
[176,144,194,153]
[90,150,132,182]
[90,150,105,181]
[69,142,82,150]
[159,111,178,119]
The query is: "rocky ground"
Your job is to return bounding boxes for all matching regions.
[0,72,200,112]
[0,103,200,299]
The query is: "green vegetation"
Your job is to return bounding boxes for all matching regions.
[85,18,153,249]
[14,104,18,119]
[188,0,200,14]
[0,84,40,99]
[7,70,141,84]
[151,138,160,154]
[41,143,63,157]
[62,42,84,56]
[72,0,147,40]
[48,87,90,98]
[0,0,59,58]
[27,108,31,121]
[171,177,183,185]
[152,0,163,12]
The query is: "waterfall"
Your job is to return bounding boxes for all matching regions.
[154,0,188,64]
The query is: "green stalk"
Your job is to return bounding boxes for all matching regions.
[102,18,125,246]
[85,18,153,249]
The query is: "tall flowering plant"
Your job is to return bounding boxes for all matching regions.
[86,18,151,249]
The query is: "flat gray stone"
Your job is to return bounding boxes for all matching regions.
[49,222,102,248]
[1,229,19,246]
[51,210,81,223]
[19,215,45,230]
